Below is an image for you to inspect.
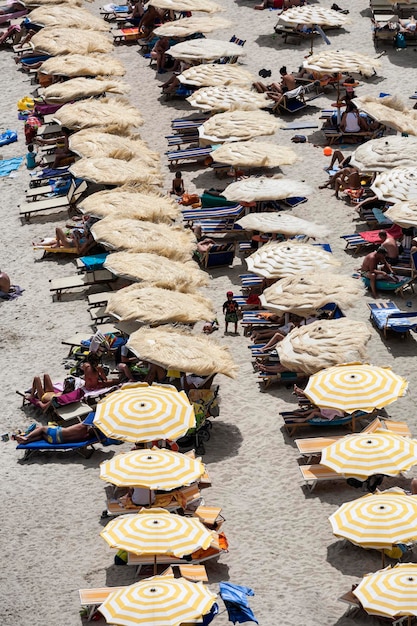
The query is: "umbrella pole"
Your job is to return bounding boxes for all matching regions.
[153,555,157,576]
[381,550,385,568]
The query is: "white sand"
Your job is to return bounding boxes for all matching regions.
[2,1,417,625]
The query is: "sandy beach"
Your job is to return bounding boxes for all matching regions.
[2,0,417,624]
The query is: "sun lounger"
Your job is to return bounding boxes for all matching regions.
[340,233,374,256]
[19,180,87,223]
[338,586,408,624]
[200,218,242,236]
[49,269,116,300]
[281,410,359,436]
[216,34,245,64]
[299,463,346,491]
[113,26,141,44]
[166,133,200,148]
[200,241,236,268]
[166,146,213,166]
[193,505,225,530]
[272,86,308,115]
[323,127,385,145]
[105,482,203,517]
[182,204,244,221]
[258,370,308,391]
[171,116,207,133]
[367,300,417,337]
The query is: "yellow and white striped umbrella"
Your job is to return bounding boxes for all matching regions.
[353,564,417,620]
[304,362,408,413]
[321,430,417,478]
[100,508,214,557]
[329,489,417,549]
[93,383,195,443]
[99,448,205,490]
[99,573,217,626]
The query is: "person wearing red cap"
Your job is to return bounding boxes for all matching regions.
[222,291,240,335]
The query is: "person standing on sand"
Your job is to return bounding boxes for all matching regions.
[223,291,240,335]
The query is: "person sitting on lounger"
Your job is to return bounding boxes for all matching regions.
[126,0,145,25]
[15,420,96,444]
[378,230,400,264]
[81,353,119,391]
[0,1,25,14]
[319,163,361,199]
[340,102,367,134]
[151,36,170,74]
[360,246,398,298]
[399,15,417,31]
[24,374,77,412]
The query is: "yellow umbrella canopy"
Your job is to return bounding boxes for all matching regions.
[303,50,380,78]
[187,86,270,112]
[260,272,365,316]
[223,176,313,202]
[199,111,282,144]
[54,97,143,132]
[154,15,231,37]
[99,574,217,626]
[78,187,180,222]
[40,77,129,104]
[304,363,408,414]
[103,252,208,292]
[127,326,238,378]
[353,564,417,620]
[277,318,371,375]
[90,218,196,263]
[246,241,341,279]
[211,141,298,168]
[70,157,161,186]
[179,64,254,88]
[39,53,126,77]
[28,5,109,30]
[168,39,246,62]
[351,136,417,172]
[149,0,223,13]
[371,167,417,203]
[99,448,205,489]
[278,5,350,26]
[329,488,417,550]
[384,201,417,228]
[353,95,417,136]
[105,283,214,325]
[236,213,327,238]
[31,27,113,55]
[69,130,158,166]
[94,382,195,443]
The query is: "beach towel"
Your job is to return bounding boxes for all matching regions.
[219,582,258,624]
[0,285,24,300]
[359,224,403,243]
[0,157,23,177]
[79,252,109,271]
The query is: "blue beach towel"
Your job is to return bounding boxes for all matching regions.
[219,582,258,624]
[0,157,23,176]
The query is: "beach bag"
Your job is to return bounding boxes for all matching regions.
[114,549,128,565]
[17,96,35,112]
[396,32,406,48]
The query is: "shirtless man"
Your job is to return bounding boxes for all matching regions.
[360,246,396,298]
[15,421,94,444]
[378,230,399,264]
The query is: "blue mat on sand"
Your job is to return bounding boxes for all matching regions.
[0,157,23,176]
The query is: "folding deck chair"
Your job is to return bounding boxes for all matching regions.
[368,300,417,337]
[171,116,207,133]
[166,133,200,148]
[49,269,116,300]
[19,180,87,223]
[272,85,308,114]
[181,204,244,221]
[166,145,213,166]
[216,35,246,64]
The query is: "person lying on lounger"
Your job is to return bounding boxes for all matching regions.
[283,406,346,422]
[15,421,95,444]
[24,374,77,411]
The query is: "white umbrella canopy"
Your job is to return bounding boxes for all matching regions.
[70,157,161,186]
[303,50,380,78]
[148,0,224,13]
[247,241,341,279]
[168,39,246,62]
[40,77,129,104]
[29,5,109,30]
[353,95,417,136]
[384,201,417,228]
[179,64,254,88]
[260,272,364,315]
[351,136,417,172]
[31,27,113,55]
[199,111,282,144]
[211,141,298,168]
[223,176,313,202]
[278,318,371,375]
[236,213,329,239]
[278,5,350,26]
[187,86,270,112]
[54,97,143,132]
[39,54,126,77]
[79,187,181,222]
[371,167,417,203]
[154,15,231,37]
[69,130,158,167]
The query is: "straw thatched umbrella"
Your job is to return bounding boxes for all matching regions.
[40,77,129,104]
[31,27,113,55]
[154,15,231,37]
[211,141,298,168]
[78,186,180,222]
[187,86,270,112]
[351,136,417,172]
[236,213,329,239]
[105,284,214,325]
[260,272,365,315]
[70,158,161,186]
[149,0,223,14]
[168,39,246,62]
[278,5,350,27]
[39,54,126,77]
[247,241,341,279]
[69,130,158,167]
[179,63,254,88]
[199,111,282,144]
[25,0,82,5]
[28,5,109,30]
[223,176,313,202]
[127,326,238,378]
[91,218,196,263]
[54,97,143,132]
[371,167,417,203]
[277,318,371,375]
[353,95,417,137]
[104,252,208,292]
[303,50,380,79]
[384,201,417,228]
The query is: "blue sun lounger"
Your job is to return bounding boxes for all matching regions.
[166,146,213,165]
[181,204,244,221]
[368,301,417,338]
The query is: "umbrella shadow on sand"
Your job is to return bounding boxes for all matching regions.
[200,420,243,463]
[326,539,384,577]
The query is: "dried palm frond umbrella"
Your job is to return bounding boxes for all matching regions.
[187,86,269,112]
[246,241,341,279]
[278,6,350,52]
[351,136,417,172]
[371,167,417,203]
[105,284,214,325]
[40,77,129,104]
[260,272,365,315]
[78,186,180,223]
[148,0,224,13]
[28,5,109,30]
[54,97,143,132]
[70,158,161,186]
[39,54,126,78]
[384,201,417,228]
[236,213,329,239]
[104,252,208,292]
[303,50,380,79]
[168,39,246,62]
[69,130,159,167]
[127,326,238,378]
[179,64,254,88]
[24,0,82,6]
[277,319,371,375]
[31,27,113,55]
[353,95,417,137]
[199,111,282,144]
[211,141,298,168]
[223,176,313,202]
[154,15,231,37]
[91,218,196,263]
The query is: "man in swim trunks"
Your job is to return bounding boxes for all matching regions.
[360,246,397,298]
[378,230,400,264]
[15,421,95,444]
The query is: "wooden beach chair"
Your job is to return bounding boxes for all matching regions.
[18,180,87,223]
[49,269,116,300]
[299,463,346,491]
